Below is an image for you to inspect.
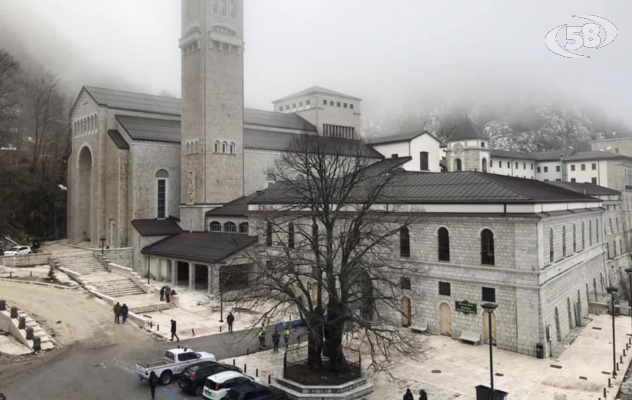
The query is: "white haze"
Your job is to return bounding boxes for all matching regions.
[0,0,630,127]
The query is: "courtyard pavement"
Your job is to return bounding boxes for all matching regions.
[225,313,632,400]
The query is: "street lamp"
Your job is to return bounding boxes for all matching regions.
[625,269,632,337]
[481,302,498,399]
[606,286,619,379]
[219,285,224,323]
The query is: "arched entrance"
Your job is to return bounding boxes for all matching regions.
[77,146,93,242]
[402,297,412,328]
[482,158,487,173]
[454,158,462,171]
[439,303,452,336]
[567,297,573,329]
[554,306,562,342]
[483,311,497,345]
[352,271,374,322]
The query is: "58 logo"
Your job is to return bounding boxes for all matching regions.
[545,15,617,58]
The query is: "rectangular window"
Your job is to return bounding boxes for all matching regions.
[330,101,334,106]
[616,148,620,153]
[306,100,311,106]
[490,160,493,168]
[420,152,429,171]
[350,104,354,109]
[555,178,561,181]
[556,166,560,172]
[581,164,586,171]
[400,277,411,290]
[544,166,548,173]
[481,142,486,148]
[591,177,597,184]
[439,282,451,296]
[482,287,496,303]
[537,166,541,173]
[292,103,296,108]
[592,163,597,170]
[571,164,575,171]
[337,102,341,107]
[515,162,519,169]
[392,154,398,158]
[299,102,303,107]
[531,163,533,170]
[571,178,576,182]
[157,179,166,219]
[523,162,526,169]
[323,99,327,105]
[343,103,348,108]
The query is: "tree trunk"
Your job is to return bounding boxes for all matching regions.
[306,312,323,370]
[325,301,348,372]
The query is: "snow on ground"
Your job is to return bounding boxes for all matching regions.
[0,265,78,287]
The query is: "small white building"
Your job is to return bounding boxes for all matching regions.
[367,131,442,172]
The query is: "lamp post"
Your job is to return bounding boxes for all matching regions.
[607,286,619,379]
[100,238,106,255]
[481,302,498,399]
[625,268,632,336]
[219,285,224,323]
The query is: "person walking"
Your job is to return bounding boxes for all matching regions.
[261,324,267,347]
[170,319,180,342]
[227,312,235,333]
[113,302,122,324]
[148,371,158,399]
[121,304,129,324]
[257,327,265,350]
[283,326,290,348]
[272,329,281,352]
[160,286,165,301]
[418,389,428,400]
[166,288,171,303]
[404,388,414,400]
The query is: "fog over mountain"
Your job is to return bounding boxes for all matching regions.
[1,0,630,148]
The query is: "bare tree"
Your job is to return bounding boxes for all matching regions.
[236,135,421,374]
[0,49,22,147]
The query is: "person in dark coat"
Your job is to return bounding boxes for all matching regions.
[226,312,235,333]
[404,388,414,400]
[419,389,428,400]
[149,371,158,399]
[165,287,171,303]
[121,304,129,324]
[272,329,281,352]
[170,319,179,342]
[159,286,165,301]
[113,302,121,324]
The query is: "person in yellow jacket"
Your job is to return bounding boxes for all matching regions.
[283,327,291,347]
[257,327,265,349]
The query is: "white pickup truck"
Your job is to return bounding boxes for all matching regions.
[136,348,216,385]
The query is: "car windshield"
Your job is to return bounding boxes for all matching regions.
[11,247,20,250]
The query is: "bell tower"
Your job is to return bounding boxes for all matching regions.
[180,0,245,231]
[446,117,490,172]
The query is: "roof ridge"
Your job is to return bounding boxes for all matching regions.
[473,172,531,200]
[85,86,181,101]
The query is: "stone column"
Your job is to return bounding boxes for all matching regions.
[189,262,195,290]
[208,264,220,295]
[171,260,177,286]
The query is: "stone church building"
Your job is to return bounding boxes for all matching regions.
[66,0,632,357]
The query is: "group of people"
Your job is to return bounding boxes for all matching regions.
[404,388,428,400]
[257,323,291,351]
[113,302,129,324]
[159,286,176,302]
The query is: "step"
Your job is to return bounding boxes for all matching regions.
[270,379,373,400]
[131,303,176,314]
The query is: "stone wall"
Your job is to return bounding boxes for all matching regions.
[97,248,134,268]
[0,253,52,268]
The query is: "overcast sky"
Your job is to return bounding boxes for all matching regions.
[0,0,630,124]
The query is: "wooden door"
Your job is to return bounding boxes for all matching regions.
[440,303,452,336]
[483,312,497,345]
[402,297,412,327]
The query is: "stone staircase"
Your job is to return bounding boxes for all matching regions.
[22,311,55,351]
[50,249,108,275]
[130,302,176,315]
[90,278,145,297]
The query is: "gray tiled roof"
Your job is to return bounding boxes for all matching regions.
[252,171,600,205]
[245,129,383,158]
[358,157,412,177]
[547,181,620,196]
[565,151,632,162]
[244,109,316,131]
[84,86,181,116]
[365,131,427,145]
[141,232,258,264]
[107,130,130,150]
[206,194,258,217]
[273,86,361,103]
[131,219,182,236]
[447,118,489,141]
[116,115,181,143]
[491,150,536,160]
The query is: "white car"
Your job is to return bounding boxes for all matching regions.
[203,371,263,400]
[3,246,32,256]
[136,348,216,385]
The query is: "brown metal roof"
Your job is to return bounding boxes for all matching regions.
[131,219,182,236]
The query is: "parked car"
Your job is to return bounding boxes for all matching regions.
[179,361,242,396]
[225,382,286,400]
[136,348,216,385]
[3,246,32,256]
[202,371,263,400]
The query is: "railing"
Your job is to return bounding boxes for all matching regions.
[283,342,361,385]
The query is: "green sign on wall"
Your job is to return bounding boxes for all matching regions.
[455,301,477,315]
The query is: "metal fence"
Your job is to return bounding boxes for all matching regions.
[283,342,361,385]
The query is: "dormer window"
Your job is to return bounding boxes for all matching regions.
[481,142,485,148]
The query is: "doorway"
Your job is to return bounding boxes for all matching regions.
[567,297,573,329]
[440,303,452,336]
[194,264,208,290]
[554,306,562,342]
[77,146,93,242]
[483,312,497,345]
[177,261,189,286]
[402,297,412,328]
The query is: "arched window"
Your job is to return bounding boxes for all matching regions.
[562,225,567,257]
[222,142,227,153]
[581,222,585,250]
[210,221,222,232]
[214,141,220,153]
[606,242,610,258]
[420,152,429,171]
[239,222,249,234]
[186,142,191,154]
[589,220,592,246]
[224,222,237,232]
[596,219,599,242]
[455,158,462,171]
[194,141,199,153]
[266,222,273,246]
[616,218,620,232]
[481,229,494,265]
[482,158,487,173]
[156,169,169,219]
[549,228,554,263]
[609,218,613,233]
[266,174,276,188]
[288,223,295,249]
[438,227,450,262]
[230,142,235,154]
[573,224,577,253]
[400,227,410,258]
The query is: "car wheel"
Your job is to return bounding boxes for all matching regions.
[160,371,173,385]
[194,385,204,396]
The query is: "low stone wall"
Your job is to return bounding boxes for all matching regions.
[86,288,150,329]
[0,308,31,348]
[0,253,52,268]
